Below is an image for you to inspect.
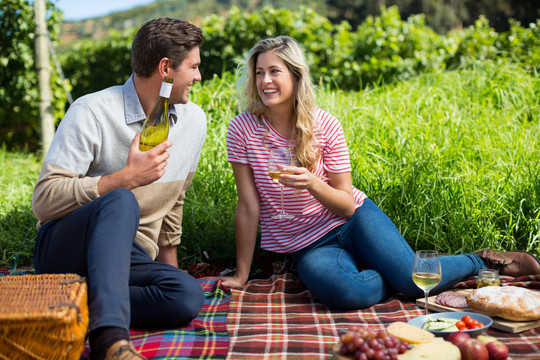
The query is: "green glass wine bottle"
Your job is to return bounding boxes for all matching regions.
[139,76,173,151]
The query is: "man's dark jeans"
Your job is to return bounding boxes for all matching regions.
[33,188,204,332]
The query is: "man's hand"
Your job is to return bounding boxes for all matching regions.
[98,132,172,195]
[124,132,172,188]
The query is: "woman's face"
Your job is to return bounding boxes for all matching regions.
[255,51,295,112]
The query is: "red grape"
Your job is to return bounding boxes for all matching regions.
[338,326,410,359]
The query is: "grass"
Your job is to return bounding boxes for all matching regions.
[1,61,539,270]
[0,149,41,268]
[334,62,540,257]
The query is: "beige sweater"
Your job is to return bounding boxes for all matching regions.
[32,76,207,259]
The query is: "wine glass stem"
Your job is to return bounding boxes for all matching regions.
[424,290,430,316]
[280,184,285,214]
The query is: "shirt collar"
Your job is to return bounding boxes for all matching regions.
[123,74,178,125]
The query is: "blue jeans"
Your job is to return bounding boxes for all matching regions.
[33,189,204,332]
[291,199,485,310]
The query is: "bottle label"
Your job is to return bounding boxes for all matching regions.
[159,81,173,98]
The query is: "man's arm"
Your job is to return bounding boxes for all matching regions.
[158,246,178,268]
[221,162,260,288]
[33,132,172,224]
[157,172,195,268]
[32,163,101,223]
[98,133,172,195]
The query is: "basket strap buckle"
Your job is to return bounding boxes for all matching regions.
[49,303,83,323]
[60,277,87,285]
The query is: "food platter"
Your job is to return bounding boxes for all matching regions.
[332,343,352,360]
[407,311,492,338]
[331,323,461,360]
[416,289,540,333]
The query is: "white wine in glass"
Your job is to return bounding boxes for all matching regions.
[412,250,442,316]
[268,146,295,220]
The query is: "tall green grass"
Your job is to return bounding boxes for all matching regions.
[0,149,41,267]
[325,62,540,257]
[1,61,539,269]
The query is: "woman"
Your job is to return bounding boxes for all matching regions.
[221,36,540,309]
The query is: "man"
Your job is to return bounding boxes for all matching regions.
[32,18,206,360]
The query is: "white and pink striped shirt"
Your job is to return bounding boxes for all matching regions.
[226,107,367,253]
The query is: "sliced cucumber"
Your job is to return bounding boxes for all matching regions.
[443,325,459,332]
[422,318,460,331]
[424,322,450,330]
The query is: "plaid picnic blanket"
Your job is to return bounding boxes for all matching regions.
[80,279,231,360]
[226,273,540,360]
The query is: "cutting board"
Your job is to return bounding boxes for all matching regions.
[416,289,540,333]
[332,343,351,360]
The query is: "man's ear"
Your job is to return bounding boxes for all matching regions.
[157,57,171,77]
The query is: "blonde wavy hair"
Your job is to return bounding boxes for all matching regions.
[236,36,319,171]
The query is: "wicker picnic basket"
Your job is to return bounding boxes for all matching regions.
[0,273,89,360]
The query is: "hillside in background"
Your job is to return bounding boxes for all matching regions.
[59,0,540,52]
[58,0,327,51]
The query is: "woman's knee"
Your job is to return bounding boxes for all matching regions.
[296,262,390,310]
[310,279,387,310]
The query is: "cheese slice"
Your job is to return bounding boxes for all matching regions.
[387,322,435,344]
[397,338,460,360]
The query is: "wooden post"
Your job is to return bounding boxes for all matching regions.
[34,0,55,156]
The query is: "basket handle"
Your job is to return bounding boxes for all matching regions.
[60,277,87,285]
[49,303,83,323]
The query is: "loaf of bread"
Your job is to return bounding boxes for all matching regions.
[467,286,540,321]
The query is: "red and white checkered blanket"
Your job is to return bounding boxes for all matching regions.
[3,267,538,359]
[226,273,540,359]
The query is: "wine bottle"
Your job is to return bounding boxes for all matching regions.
[139,76,173,151]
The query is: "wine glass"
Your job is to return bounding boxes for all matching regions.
[268,146,295,220]
[412,250,442,316]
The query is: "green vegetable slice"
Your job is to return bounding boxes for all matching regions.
[422,318,460,331]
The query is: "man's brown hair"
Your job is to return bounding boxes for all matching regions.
[131,17,203,77]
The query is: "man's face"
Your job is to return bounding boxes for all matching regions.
[169,47,201,104]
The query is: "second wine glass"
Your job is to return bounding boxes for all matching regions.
[412,250,442,316]
[268,146,295,220]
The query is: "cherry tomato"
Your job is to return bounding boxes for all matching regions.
[462,315,474,328]
[456,321,467,330]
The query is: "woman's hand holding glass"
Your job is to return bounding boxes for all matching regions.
[276,165,321,190]
[268,146,296,219]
